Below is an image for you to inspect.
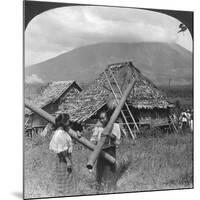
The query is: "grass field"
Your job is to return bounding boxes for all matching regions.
[24,129,193,199]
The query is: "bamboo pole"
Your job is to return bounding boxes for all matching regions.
[86,78,136,169]
[25,100,116,164]
[103,71,128,138]
[109,68,140,133]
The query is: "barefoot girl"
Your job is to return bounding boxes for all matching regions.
[42,113,73,194]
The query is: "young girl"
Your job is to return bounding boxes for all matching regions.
[42,113,73,194]
[50,114,72,168]
[90,110,121,191]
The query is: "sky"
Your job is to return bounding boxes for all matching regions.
[25,6,193,66]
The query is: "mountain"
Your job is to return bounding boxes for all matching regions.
[25,42,192,86]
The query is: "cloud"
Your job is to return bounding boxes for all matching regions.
[25,74,44,84]
[25,6,192,66]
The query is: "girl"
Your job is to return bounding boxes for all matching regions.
[90,110,121,191]
[50,113,73,170]
[42,113,73,194]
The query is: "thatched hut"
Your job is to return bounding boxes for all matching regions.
[25,81,82,135]
[59,61,173,130]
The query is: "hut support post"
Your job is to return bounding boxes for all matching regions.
[25,101,116,165]
[86,78,136,169]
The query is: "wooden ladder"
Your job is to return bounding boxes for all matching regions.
[169,116,178,133]
[108,68,140,134]
[104,68,139,139]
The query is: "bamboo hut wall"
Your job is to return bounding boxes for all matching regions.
[31,102,58,128]
[137,108,170,127]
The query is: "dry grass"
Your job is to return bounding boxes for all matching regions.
[24,130,193,199]
[116,132,193,192]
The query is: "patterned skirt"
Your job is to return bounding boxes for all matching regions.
[55,152,73,195]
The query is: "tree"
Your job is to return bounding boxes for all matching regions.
[178,23,187,34]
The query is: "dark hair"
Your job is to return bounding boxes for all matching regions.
[54,113,70,130]
[70,121,83,132]
[99,109,113,120]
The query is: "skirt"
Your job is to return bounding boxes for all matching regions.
[55,151,73,195]
[96,146,116,192]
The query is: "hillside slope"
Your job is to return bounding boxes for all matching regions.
[25,42,192,85]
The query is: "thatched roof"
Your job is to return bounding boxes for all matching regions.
[60,61,173,123]
[25,81,78,115]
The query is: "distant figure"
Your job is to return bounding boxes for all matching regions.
[186,109,191,128]
[179,111,188,133]
[190,111,193,132]
[41,113,73,194]
[90,111,121,191]
[185,109,193,132]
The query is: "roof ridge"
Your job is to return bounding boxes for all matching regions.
[49,80,74,85]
